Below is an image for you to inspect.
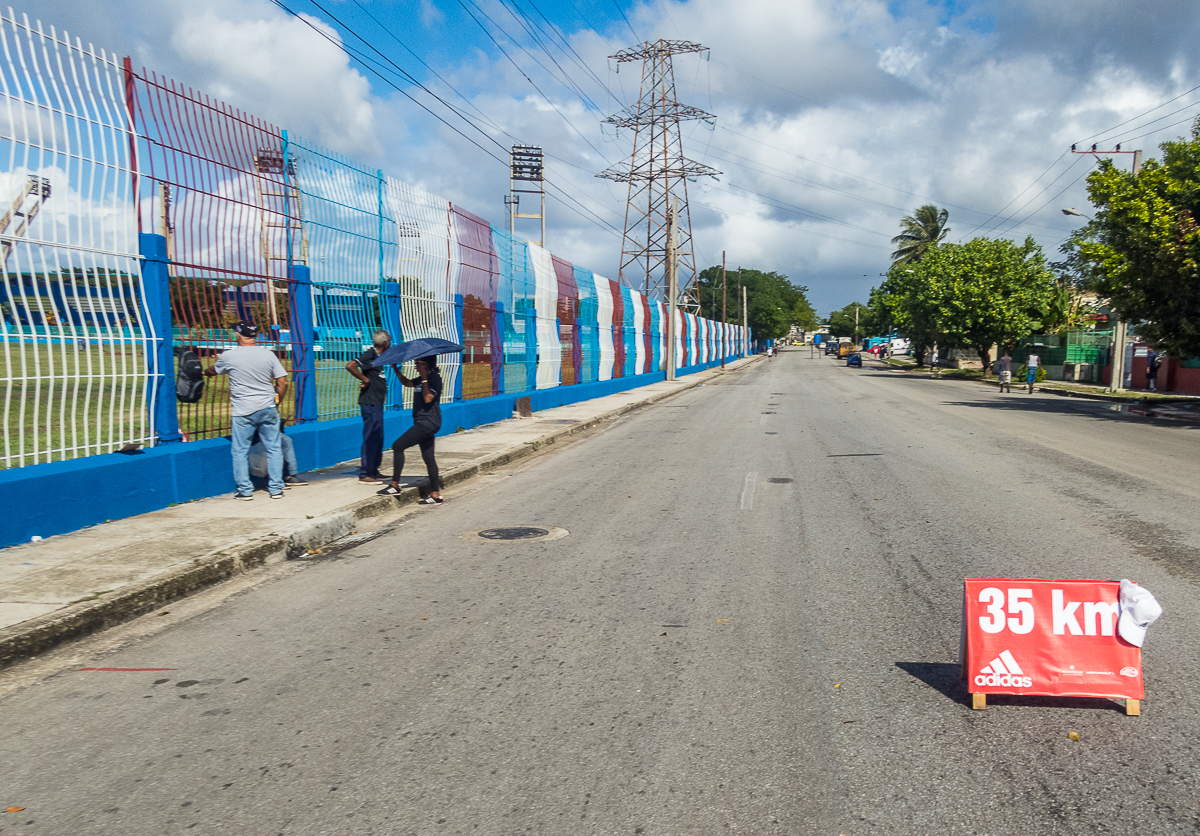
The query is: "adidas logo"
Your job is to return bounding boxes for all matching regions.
[974,649,1033,688]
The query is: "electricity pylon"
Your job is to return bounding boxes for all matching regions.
[598,40,719,309]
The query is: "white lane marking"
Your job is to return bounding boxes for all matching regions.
[740,471,758,510]
[760,413,768,424]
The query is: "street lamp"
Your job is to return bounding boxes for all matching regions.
[1062,207,1093,221]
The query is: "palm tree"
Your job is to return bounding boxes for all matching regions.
[891,205,950,264]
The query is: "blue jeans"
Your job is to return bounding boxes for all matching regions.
[360,404,384,477]
[232,407,283,496]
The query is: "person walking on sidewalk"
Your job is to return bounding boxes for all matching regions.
[378,355,444,505]
[998,351,1013,393]
[1147,348,1162,391]
[1026,352,1040,393]
[205,321,288,500]
[346,329,395,484]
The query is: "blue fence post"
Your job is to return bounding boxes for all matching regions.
[289,264,318,422]
[453,293,465,402]
[382,280,403,409]
[139,232,181,444]
[524,308,537,392]
[493,301,505,395]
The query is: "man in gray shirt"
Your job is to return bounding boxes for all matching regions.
[205,321,288,499]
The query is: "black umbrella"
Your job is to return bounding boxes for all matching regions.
[374,337,464,366]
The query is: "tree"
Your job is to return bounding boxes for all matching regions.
[904,236,1057,374]
[1077,119,1200,357]
[826,301,879,339]
[695,266,817,340]
[875,265,940,365]
[891,205,950,265]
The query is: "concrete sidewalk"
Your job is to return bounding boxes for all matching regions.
[0,357,761,668]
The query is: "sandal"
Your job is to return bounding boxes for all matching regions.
[376,484,402,496]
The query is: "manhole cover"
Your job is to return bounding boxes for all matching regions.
[478,527,549,540]
[768,478,794,483]
[467,526,570,543]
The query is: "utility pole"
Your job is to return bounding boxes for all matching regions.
[742,284,748,355]
[854,304,860,345]
[721,250,727,369]
[666,199,678,381]
[737,269,743,356]
[1076,146,1142,393]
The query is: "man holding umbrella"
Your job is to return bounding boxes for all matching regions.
[372,337,462,505]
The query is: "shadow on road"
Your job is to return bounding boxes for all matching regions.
[936,397,1200,428]
[895,662,1132,712]
[895,661,969,705]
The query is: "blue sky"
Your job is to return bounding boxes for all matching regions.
[26,0,1200,317]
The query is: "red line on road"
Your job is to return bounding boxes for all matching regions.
[77,667,176,671]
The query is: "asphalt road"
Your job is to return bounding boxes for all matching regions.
[3,351,1200,835]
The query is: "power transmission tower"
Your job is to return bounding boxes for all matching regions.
[598,40,719,310]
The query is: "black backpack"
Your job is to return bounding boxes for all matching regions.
[176,349,205,403]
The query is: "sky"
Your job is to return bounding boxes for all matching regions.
[24,0,1200,317]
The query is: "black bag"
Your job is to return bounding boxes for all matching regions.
[176,349,205,403]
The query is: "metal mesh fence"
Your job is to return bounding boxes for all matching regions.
[0,11,154,468]
[127,64,308,439]
[0,9,749,470]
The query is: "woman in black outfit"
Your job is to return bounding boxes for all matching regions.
[378,355,443,504]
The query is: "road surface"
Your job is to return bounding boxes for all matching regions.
[2,351,1198,835]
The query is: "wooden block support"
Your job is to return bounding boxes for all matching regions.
[1126,699,1140,716]
[972,693,987,710]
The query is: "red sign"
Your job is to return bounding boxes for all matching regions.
[963,579,1143,700]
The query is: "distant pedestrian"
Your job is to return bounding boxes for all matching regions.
[346,330,396,484]
[205,321,288,500]
[1026,352,1040,393]
[998,351,1013,393]
[378,355,444,505]
[930,347,941,378]
[1146,349,1162,391]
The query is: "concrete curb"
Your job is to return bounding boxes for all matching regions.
[1038,386,1200,405]
[0,360,756,670]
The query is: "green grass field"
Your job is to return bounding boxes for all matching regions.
[1,341,152,469]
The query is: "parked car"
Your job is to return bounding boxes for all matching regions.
[825,342,839,355]
[846,352,863,367]
[889,337,911,356]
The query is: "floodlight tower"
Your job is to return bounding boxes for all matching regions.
[507,145,545,247]
[598,40,719,308]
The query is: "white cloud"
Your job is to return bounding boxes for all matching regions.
[15,0,1200,316]
[169,8,378,157]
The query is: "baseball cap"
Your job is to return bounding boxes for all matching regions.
[234,320,259,338]
[1118,579,1163,648]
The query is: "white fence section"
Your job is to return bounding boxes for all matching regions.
[387,177,460,408]
[0,10,155,468]
[594,273,614,381]
[529,244,559,389]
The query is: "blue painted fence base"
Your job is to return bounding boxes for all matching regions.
[0,356,741,547]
